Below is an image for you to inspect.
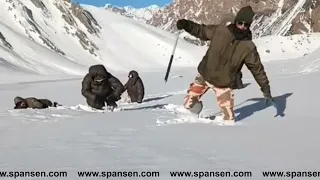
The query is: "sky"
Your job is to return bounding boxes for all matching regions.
[73,0,172,8]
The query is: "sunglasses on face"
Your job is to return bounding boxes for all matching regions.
[236,21,250,27]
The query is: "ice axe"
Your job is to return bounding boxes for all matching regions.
[164,31,182,83]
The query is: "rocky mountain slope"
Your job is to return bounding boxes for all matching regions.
[105,0,320,46]
[0,0,203,75]
[1,0,101,58]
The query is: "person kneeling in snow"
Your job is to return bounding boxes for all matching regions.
[81,64,124,111]
[123,70,145,103]
[14,96,60,109]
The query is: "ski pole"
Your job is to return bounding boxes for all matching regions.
[164,31,182,83]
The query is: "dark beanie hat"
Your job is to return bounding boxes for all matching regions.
[234,6,255,25]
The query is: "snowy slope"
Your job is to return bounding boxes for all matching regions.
[0,0,99,75]
[1,58,320,178]
[0,4,320,179]
[254,33,320,61]
[0,0,199,77]
[82,5,202,71]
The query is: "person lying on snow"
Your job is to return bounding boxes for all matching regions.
[176,5,274,125]
[14,96,60,109]
[81,64,124,111]
[123,70,145,103]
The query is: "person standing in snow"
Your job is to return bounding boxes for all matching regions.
[123,70,145,103]
[81,64,124,111]
[14,96,60,109]
[176,5,273,125]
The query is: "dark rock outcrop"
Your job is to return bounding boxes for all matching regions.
[0,31,13,50]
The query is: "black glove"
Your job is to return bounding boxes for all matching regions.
[263,93,276,107]
[106,93,120,102]
[263,92,285,117]
[176,19,188,30]
[94,95,104,103]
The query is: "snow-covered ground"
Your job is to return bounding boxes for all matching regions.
[0,4,320,180]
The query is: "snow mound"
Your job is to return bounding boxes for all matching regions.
[254,33,320,62]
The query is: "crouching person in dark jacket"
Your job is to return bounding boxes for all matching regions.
[123,70,144,103]
[81,64,124,111]
[14,96,60,109]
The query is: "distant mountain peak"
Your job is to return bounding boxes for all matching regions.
[104,4,163,23]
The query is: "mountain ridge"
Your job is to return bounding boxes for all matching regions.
[104,0,320,46]
[0,0,201,75]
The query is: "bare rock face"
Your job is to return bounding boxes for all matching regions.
[0,31,13,50]
[70,2,101,34]
[30,0,48,11]
[153,0,320,45]
[6,0,66,55]
[311,4,320,32]
[53,0,101,56]
[106,0,320,46]
[297,0,320,33]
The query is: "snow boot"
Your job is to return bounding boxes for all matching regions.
[53,102,62,107]
[106,101,118,112]
[223,120,236,126]
[188,101,203,115]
